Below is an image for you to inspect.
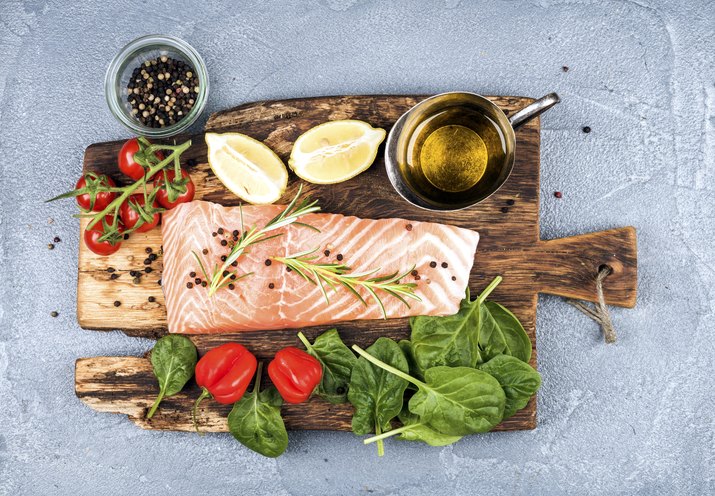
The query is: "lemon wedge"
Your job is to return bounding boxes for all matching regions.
[206,132,288,205]
[288,120,386,184]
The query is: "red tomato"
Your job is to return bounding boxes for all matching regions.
[118,138,165,180]
[153,169,195,209]
[119,194,161,233]
[75,173,117,212]
[84,215,123,256]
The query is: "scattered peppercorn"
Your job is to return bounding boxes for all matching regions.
[232,230,239,237]
[189,271,196,278]
[411,270,419,276]
[441,262,448,268]
[451,276,457,281]
[148,296,156,303]
[195,278,201,285]
[158,279,162,285]
[54,236,61,243]
[218,228,224,234]
[268,282,275,289]
[113,300,121,307]
[286,266,292,272]
[501,207,509,213]
[187,282,194,289]
[562,66,569,72]
[220,240,227,246]
[265,259,272,266]
[145,247,153,254]
[107,267,115,273]
[50,311,59,318]
[228,284,235,290]
[143,258,151,265]
[148,253,157,261]
[231,261,238,267]
[554,191,563,198]
[130,270,138,277]
[124,234,130,240]
[582,126,591,133]
[133,277,141,284]
[337,254,344,261]
[212,232,217,237]
[506,199,515,206]
[222,270,230,277]
[230,274,236,280]
[126,56,200,129]
[48,243,55,250]
[429,261,437,268]
[324,250,330,257]
[406,224,413,231]
[414,275,421,280]
[201,281,207,287]
[110,273,119,280]
[145,267,153,273]
[203,248,209,254]
[220,255,227,262]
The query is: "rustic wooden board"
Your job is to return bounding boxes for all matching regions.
[75,95,637,433]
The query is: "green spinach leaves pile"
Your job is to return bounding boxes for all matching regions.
[316,276,542,455]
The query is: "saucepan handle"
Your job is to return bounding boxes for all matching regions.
[508,93,561,129]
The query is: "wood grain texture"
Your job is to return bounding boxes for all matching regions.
[76,95,638,433]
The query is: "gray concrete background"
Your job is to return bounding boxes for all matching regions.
[1,0,713,494]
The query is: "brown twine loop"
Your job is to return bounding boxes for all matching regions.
[566,265,617,343]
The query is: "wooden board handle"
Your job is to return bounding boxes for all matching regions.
[529,227,637,307]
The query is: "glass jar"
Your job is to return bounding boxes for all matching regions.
[105,34,209,138]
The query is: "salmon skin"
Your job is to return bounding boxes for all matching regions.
[162,201,479,334]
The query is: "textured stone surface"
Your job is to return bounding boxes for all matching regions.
[0,0,713,494]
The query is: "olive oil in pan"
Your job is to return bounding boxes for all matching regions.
[406,107,507,202]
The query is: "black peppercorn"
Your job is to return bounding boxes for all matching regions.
[501,207,509,213]
[411,270,419,276]
[268,282,275,289]
[113,301,121,307]
[441,262,448,268]
[582,126,591,133]
[145,267,153,273]
[220,240,227,246]
[265,259,272,266]
[203,248,209,254]
[221,255,227,262]
[195,278,201,285]
[133,277,141,284]
[148,296,156,303]
[429,261,437,268]
[218,228,224,234]
[406,224,413,231]
[189,271,196,278]
[228,284,235,290]
[50,311,59,318]
[212,232,217,237]
[201,281,207,287]
[337,254,344,261]
[54,236,61,243]
[107,267,115,273]
[145,247,153,254]
[110,273,119,280]
[232,230,239,237]
[149,253,157,261]
[506,199,515,206]
[451,276,457,281]
[231,261,238,267]
[324,250,330,257]
[143,258,151,265]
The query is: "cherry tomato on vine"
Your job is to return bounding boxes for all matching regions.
[153,169,195,209]
[75,173,117,212]
[84,215,124,256]
[119,194,161,233]
[118,138,165,180]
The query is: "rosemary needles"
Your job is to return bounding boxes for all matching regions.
[272,248,421,318]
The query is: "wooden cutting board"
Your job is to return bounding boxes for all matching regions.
[75,95,637,433]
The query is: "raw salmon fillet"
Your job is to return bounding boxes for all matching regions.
[162,201,479,333]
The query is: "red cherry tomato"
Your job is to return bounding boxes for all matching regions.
[119,194,161,233]
[153,169,195,209]
[118,138,165,180]
[84,215,124,256]
[75,173,117,212]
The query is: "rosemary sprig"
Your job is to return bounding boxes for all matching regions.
[193,185,321,296]
[272,248,421,318]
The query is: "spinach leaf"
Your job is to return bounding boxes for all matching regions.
[478,301,531,364]
[228,363,288,458]
[410,277,531,369]
[479,354,541,418]
[348,337,409,456]
[298,329,356,403]
[352,345,505,437]
[147,335,197,419]
[398,339,424,381]
[362,409,462,447]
